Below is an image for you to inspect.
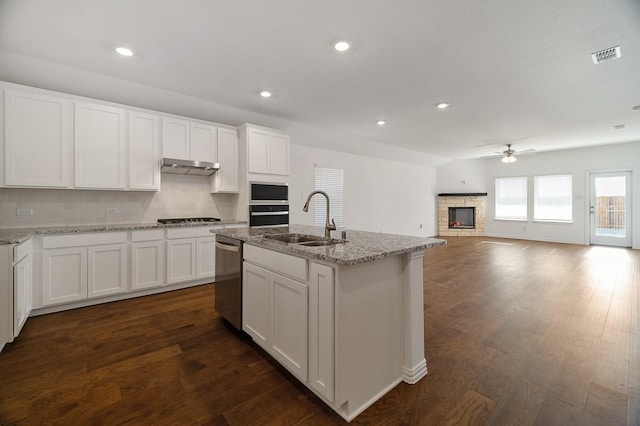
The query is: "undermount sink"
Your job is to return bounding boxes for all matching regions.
[263,233,345,247]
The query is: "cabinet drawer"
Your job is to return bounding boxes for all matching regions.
[166,226,222,239]
[132,229,164,242]
[42,232,127,249]
[14,238,33,262]
[244,244,308,282]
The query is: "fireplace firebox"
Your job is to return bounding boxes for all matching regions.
[448,207,475,229]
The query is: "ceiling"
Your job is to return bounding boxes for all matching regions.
[1,0,639,160]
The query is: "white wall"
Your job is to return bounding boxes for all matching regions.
[290,145,438,237]
[437,142,640,248]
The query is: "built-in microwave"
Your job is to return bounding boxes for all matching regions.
[249,182,288,204]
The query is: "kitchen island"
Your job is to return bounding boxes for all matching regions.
[214,224,445,421]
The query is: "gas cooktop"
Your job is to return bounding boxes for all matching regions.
[157,217,221,224]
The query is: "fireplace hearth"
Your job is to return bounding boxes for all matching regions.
[449,207,475,229]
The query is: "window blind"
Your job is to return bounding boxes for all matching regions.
[534,174,572,222]
[314,167,344,229]
[495,176,527,220]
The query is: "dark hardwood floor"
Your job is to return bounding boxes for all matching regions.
[1,236,639,425]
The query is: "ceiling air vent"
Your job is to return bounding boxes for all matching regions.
[591,45,621,64]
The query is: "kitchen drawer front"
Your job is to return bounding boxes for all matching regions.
[42,232,128,249]
[14,238,34,262]
[131,229,164,242]
[166,226,223,239]
[244,244,308,282]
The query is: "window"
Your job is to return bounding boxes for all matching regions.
[495,177,527,220]
[315,167,344,228]
[534,174,572,222]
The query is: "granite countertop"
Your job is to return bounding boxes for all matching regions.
[214,224,446,266]
[0,220,247,245]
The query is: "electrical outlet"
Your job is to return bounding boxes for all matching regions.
[105,207,119,214]
[16,208,33,216]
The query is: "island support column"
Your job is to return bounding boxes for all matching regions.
[401,250,427,384]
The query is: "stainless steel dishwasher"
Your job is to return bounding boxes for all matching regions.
[214,234,243,330]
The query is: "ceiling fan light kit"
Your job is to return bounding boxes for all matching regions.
[501,155,517,163]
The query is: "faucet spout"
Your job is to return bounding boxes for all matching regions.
[302,190,337,237]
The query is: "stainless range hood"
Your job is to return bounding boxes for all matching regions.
[161,158,220,176]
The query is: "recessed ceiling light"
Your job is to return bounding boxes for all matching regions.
[115,46,134,57]
[334,40,351,52]
[260,91,272,98]
[376,120,386,126]
[436,103,450,109]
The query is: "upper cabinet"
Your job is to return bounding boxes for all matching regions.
[244,125,290,176]
[4,89,72,187]
[74,102,127,189]
[162,118,218,163]
[212,127,239,193]
[129,111,160,191]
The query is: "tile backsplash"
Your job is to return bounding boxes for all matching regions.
[0,174,239,228]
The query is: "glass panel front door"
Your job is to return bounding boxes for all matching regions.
[590,172,632,247]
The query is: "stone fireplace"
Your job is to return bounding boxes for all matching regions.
[438,193,487,236]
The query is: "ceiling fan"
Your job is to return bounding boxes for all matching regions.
[495,144,536,163]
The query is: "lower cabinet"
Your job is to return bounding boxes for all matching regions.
[243,261,309,382]
[41,232,128,306]
[13,240,33,338]
[166,227,217,284]
[242,245,335,395]
[131,230,165,291]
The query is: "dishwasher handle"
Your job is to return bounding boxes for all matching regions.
[215,241,240,252]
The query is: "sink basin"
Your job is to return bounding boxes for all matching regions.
[263,233,345,247]
[264,233,323,243]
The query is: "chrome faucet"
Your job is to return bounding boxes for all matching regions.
[303,190,337,238]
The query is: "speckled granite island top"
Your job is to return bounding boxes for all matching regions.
[0,220,246,245]
[214,224,446,266]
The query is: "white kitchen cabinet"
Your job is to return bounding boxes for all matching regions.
[4,89,71,187]
[41,232,128,306]
[162,117,190,159]
[162,118,218,163]
[196,237,216,279]
[244,125,290,176]
[42,247,88,306]
[13,241,33,338]
[211,127,239,193]
[166,227,220,284]
[129,111,160,191]
[87,244,127,298]
[131,229,165,291]
[243,246,310,383]
[166,238,197,284]
[309,262,335,401]
[190,122,218,163]
[74,102,126,189]
[270,272,309,381]
[243,262,270,347]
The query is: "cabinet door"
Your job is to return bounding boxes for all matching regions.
[247,128,270,174]
[196,236,216,279]
[212,128,239,193]
[270,272,309,382]
[167,238,196,284]
[5,89,71,187]
[269,132,290,175]
[190,123,218,162]
[162,118,190,160]
[87,244,127,298]
[13,254,33,337]
[129,111,160,191]
[309,262,335,401]
[131,240,165,290]
[42,247,87,306]
[74,102,126,189]
[243,262,270,348]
